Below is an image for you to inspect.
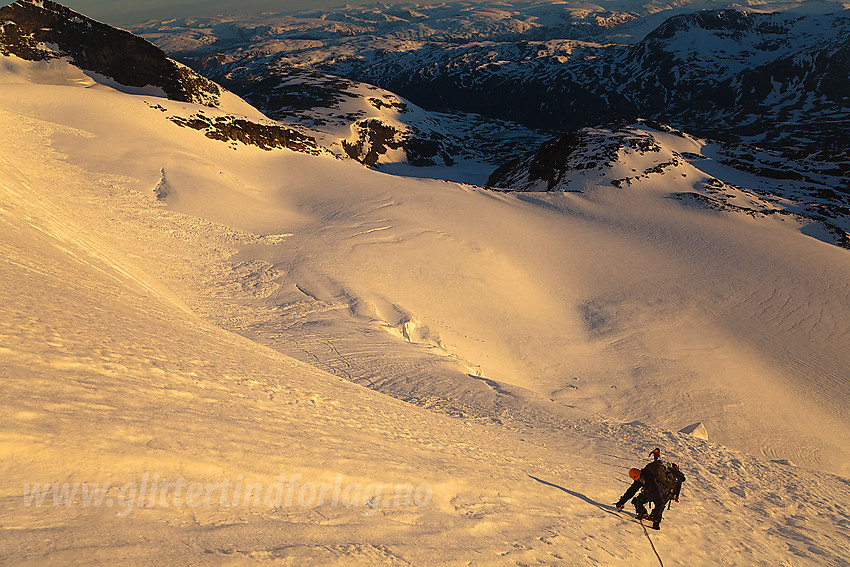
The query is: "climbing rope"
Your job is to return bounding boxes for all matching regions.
[639,518,664,567]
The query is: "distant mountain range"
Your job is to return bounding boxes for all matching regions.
[127,0,850,245]
[134,2,850,180]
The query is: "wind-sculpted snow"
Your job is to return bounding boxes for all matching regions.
[3,3,850,564]
[3,77,850,563]
[6,41,850,474]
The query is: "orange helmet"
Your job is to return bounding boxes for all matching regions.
[629,468,641,480]
[650,448,661,460]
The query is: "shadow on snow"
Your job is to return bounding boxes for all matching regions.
[527,474,621,518]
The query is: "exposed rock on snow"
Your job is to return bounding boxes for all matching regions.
[0,0,223,107]
[487,121,850,249]
[153,168,169,200]
[487,124,665,191]
[167,111,325,154]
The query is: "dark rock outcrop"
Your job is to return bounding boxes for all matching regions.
[167,111,325,154]
[0,0,221,106]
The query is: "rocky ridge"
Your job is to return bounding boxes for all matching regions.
[0,0,222,106]
[0,0,326,156]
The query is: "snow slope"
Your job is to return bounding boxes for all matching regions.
[2,29,850,567]
[22,67,844,478]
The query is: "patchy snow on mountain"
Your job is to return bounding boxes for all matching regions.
[207,65,548,183]
[488,121,850,248]
[136,1,850,175]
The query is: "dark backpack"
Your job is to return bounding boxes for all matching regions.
[642,459,664,480]
[660,463,685,501]
[643,460,681,499]
[657,467,677,492]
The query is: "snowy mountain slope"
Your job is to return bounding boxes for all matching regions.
[0,0,316,130]
[4,33,850,481]
[0,95,616,565]
[488,121,850,248]
[2,4,850,564]
[3,47,850,567]
[0,0,549,181]
[4,0,850,474]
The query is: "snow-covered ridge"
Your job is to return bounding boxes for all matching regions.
[185,61,548,181]
[1,0,547,175]
[488,121,850,248]
[0,0,333,155]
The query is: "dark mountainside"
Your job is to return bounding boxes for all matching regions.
[617,10,850,166]
[0,0,222,106]
[485,120,850,249]
[330,10,850,173]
